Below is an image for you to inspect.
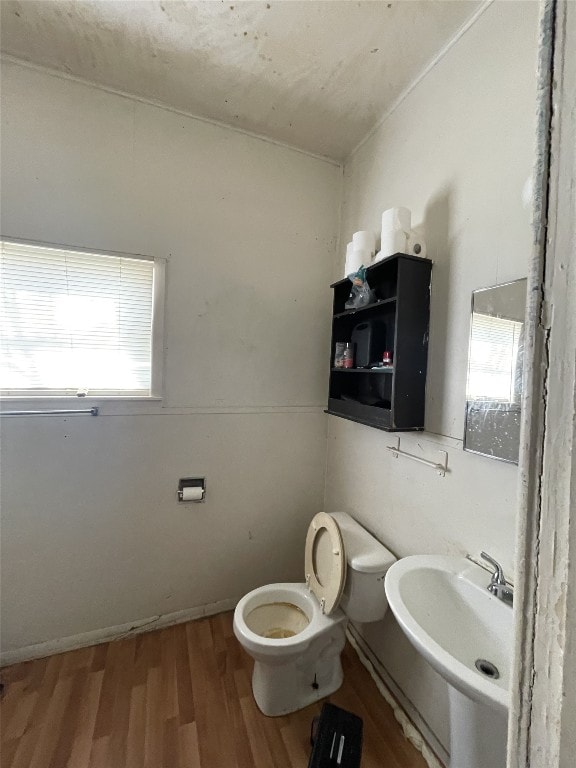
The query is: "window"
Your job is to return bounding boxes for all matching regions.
[0,240,164,397]
[467,312,523,402]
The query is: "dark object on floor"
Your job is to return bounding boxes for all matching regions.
[308,702,363,767]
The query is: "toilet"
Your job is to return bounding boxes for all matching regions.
[233,511,396,716]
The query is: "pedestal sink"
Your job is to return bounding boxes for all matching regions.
[384,555,513,768]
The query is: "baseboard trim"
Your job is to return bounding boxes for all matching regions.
[0,597,238,667]
[346,625,448,768]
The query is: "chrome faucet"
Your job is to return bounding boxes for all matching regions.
[480,552,514,607]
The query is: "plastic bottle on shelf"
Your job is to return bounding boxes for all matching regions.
[334,342,346,368]
[343,343,354,369]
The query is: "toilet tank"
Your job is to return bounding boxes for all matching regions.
[329,512,397,623]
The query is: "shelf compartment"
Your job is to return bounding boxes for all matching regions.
[331,254,400,313]
[329,365,392,404]
[327,397,392,430]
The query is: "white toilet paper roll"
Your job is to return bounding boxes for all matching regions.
[181,486,204,501]
[406,231,427,259]
[352,230,376,256]
[380,229,407,259]
[381,207,411,234]
[345,247,370,277]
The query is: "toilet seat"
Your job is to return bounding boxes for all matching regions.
[304,512,346,615]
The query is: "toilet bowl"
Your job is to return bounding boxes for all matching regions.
[233,512,396,716]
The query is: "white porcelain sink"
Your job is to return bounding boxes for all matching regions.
[384,555,513,712]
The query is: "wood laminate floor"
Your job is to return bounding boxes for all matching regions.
[0,612,429,768]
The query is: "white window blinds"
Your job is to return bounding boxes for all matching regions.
[0,241,155,395]
[467,312,523,402]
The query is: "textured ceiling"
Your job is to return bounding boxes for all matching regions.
[0,0,482,160]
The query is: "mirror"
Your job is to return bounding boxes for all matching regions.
[464,278,527,464]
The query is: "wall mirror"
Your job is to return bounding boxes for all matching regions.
[464,278,527,464]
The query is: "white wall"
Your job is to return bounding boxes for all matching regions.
[325,1,539,760]
[0,61,341,657]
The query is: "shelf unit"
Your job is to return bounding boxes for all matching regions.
[326,252,432,431]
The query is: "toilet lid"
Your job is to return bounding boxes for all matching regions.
[304,512,346,615]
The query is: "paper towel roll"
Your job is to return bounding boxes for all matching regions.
[345,247,370,277]
[181,486,204,501]
[380,229,407,259]
[352,230,376,256]
[381,207,411,234]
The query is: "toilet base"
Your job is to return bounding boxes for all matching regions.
[251,625,347,716]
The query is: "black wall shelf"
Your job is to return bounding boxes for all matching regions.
[326,252,432,432]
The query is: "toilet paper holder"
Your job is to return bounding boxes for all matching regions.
[177,477,206,502]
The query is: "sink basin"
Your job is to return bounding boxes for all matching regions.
[384,555,513,712]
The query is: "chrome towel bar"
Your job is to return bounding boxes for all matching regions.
[0,407,99,417]
[386,437,448,476]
